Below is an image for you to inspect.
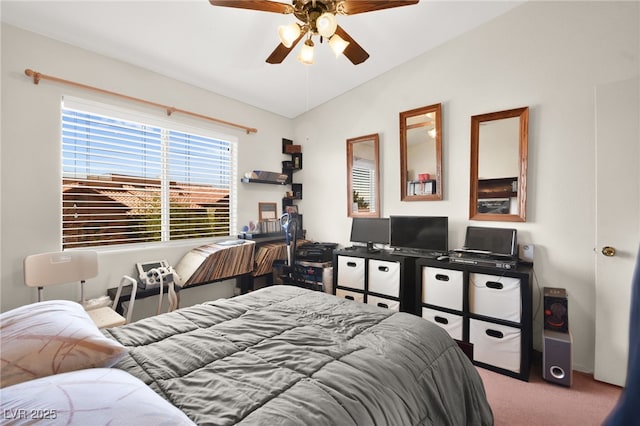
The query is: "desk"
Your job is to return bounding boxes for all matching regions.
[237,234,308,293]
[175,240,255,287]
[108,236,307,313]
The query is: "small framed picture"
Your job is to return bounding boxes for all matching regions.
[477,198,510,214]
[285,205,298,215]
[258,202,277,221]
[281,138,293,154]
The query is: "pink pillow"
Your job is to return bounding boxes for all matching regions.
[0,300,127,387]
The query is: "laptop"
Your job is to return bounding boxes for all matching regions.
[455,226,518,259]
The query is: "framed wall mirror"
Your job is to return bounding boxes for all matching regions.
[469,106,529,222]
[347,133,380,217]
[400,103,443,201]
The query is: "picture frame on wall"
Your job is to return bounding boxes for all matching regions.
[282,138,293,153]
[477,198,510,214]
[258,202,277,221]
[285,205,298,215]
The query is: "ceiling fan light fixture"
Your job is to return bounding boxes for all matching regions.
[328,33,350,57]
[297,38,315,64]
[278,22,301,48]
[316,12,337,38]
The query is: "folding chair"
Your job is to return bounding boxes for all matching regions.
[24,250,127,329]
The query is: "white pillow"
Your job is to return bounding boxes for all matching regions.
[0,368,196,425]
[0,300,127,388]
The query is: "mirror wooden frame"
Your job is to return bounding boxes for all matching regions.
[400,103,443,201]
[347,133,380,218]
[469,106,529,222]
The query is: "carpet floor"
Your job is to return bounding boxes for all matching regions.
[477,365,623,426]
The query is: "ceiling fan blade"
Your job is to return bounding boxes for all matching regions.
[266,32,305,64]
[335,26,369,65]
[209,0,293,14]
[338,0,419,15]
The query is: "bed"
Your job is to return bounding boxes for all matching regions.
[1,285,493,425]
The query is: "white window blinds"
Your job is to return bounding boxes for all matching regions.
[61,98,236,249]
[352,166,376,212]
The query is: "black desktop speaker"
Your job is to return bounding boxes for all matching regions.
[543,330,573,387]
[544,287,568,333]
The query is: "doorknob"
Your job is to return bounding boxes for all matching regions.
[601,246,616,257]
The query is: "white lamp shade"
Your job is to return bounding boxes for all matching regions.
[278,23,301,48]
[297,40,314,64]
[329,34,350,57]
[316,12,337,38]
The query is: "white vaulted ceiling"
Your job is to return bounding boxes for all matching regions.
[1,1,524,118]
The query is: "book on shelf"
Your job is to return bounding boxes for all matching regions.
[407,179,435,196]
[259,219,281,234]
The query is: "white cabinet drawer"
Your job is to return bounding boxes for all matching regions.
[469,273,522,322]
[470,319,521,373]
[337,256,365,290]
[422,308,463,340]
[368,259,401,297]
[367,295,400,311]
[422,267,463,311]
[336,289,364,303]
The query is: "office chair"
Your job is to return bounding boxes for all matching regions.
[24,250,127,329]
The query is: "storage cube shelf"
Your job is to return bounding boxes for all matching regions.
[333,250,532,381]
[417,258,533,381]
[333,249,417,315]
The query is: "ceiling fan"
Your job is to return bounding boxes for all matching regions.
[209,0,419,65]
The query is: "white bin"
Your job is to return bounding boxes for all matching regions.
[337,256,365,290]
[469,273,521,322]
[470,318,521,373]
[422,267,464,311]
[367,294,400,311]
[368,259,401,297]
[422,307,463,340]
[336,288,364,303]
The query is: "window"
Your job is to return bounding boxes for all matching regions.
[61,97,237,249]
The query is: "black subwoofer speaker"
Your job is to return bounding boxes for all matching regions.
[543,329,573,386]
[544,287,568,333]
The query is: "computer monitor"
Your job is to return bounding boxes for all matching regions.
[389,216,448,253]
[350,218,390,246]
[464,226,517,257]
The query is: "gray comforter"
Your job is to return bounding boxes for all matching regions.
[104,285,493,425]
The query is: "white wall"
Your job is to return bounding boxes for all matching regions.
[1,24,293,311]
[1,1,638,374]
[293,1,638,373]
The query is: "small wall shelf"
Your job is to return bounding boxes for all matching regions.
[242,138,303,215]
[240,178,287,185]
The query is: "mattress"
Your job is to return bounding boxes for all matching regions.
[103,285,493,425]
